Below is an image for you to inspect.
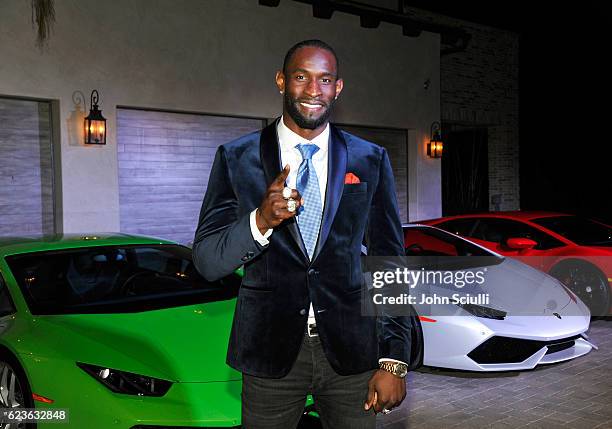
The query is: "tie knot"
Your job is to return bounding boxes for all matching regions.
[296,143,319,160]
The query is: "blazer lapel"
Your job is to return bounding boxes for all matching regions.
[260,119,309,261]
[312,124,347,262]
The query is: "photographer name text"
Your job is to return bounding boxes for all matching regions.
[373,292,490,305]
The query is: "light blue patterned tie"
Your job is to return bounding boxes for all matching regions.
[295,143,323,260]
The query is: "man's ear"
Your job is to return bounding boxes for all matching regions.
[275,71,285,93]
[335,78,344,98]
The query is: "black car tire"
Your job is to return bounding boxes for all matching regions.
[550,259,611,318]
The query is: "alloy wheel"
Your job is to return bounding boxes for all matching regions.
[0,361,27,429]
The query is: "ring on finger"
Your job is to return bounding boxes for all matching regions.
[287,198,297,213]
[282,187,292,200]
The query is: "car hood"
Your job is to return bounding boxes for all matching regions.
[23,299,240,383]
[422,258,574,316]
[489,258,573,314]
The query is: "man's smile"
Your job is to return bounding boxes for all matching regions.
[299,101,325,109]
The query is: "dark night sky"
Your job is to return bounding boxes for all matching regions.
[406,3,611,223]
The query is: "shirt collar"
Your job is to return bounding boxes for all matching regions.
[277,115,330,153]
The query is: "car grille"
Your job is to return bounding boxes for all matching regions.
[468,335,582,364]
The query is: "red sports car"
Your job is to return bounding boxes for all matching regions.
[418,211,612,316]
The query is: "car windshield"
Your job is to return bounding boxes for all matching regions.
[532,216,612,246]
[5,244,239,315]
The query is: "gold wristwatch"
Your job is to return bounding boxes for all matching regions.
[379,361,408,378]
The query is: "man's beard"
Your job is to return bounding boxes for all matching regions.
[284,92,336,130]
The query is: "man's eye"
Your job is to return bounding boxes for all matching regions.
[321,78,332,84]
[295,75,305,80]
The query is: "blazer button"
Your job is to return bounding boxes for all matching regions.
[308,268,317,276]
[299,309,307,315]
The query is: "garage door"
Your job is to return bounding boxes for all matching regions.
[0,97,55,236]
[117,108,265,244]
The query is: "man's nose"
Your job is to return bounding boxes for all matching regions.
[305,79,322,97]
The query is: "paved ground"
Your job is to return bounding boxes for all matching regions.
[377,319,612,429]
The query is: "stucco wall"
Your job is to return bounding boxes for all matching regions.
[0,0,442,232]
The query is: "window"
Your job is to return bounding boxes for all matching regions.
[471,219,564,250]
[0,274,16,317]
[403,226,503,270]
[532,216,612,247]
[6,245,240,315]
[404,227,494,257]
[436,218,477,236]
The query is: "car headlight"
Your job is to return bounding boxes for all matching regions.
[77,362,172,396]
[456,303,506,320]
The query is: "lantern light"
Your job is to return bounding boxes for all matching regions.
[427,121,443,158]
[84,90,106,145]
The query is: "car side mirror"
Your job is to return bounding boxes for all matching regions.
[506,237,537,250]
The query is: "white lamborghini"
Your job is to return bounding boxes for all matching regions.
[381,225,596,372]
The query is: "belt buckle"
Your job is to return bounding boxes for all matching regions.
[307,323,318,337]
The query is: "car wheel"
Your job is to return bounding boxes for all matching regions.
[550,260,611,317]
[0,351,36,429]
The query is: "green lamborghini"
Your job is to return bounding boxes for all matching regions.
[0,234,318,428]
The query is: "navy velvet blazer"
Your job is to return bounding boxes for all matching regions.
[193,120,411,378]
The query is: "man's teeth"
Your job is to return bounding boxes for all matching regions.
[300,102,322,108]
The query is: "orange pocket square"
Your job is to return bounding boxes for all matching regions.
[344,173,360,184]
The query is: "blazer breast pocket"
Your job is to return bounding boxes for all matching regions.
[342,182,367,195]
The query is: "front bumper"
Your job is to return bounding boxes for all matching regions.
[422,314,593,371]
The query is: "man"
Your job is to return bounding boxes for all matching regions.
[193,39,411,428]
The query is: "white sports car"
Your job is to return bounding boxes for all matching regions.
[384,225,595,372]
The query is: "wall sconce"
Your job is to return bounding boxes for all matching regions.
[84,90,106,144]
[427,121,443,158]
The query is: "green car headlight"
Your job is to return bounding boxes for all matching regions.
[456,303,507,320]
[77,362,173,396]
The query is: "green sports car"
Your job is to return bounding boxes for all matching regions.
[0,234,318,428]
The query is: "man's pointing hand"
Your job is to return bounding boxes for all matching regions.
[256,165,303,234]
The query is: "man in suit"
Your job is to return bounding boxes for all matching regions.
[193,39,411,428]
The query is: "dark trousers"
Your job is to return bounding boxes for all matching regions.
[241,333,377,429]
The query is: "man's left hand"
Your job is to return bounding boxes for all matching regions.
[364,369,406,413]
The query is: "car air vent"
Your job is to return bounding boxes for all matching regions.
[468,335,582,364]
[545,339,576,355]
